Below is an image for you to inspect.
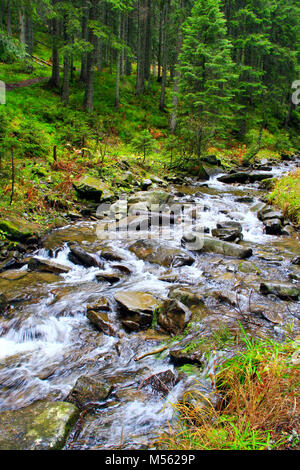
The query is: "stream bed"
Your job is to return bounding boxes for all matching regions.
[0,159,299,449]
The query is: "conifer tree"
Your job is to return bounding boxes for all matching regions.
[178,0,237,161]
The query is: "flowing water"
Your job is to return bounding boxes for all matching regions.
[0,160,299,449]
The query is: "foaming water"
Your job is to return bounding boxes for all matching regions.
[0,157,299,447]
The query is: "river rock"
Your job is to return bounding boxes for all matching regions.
[129,239,195,267]
[73,175,112,201]
[68,244,102,268]
[140,370,177,396]
[95,272,121,284]
[218,172,273,184]
[0,401,79,450]
[157,299,191,335]
[291,256,300,265]
[141,179,152,190]
[0,293,8,315]
[264,218,283,235]
[115,291,162,330]
[169,287,204,309]
[28,257,71,274]
[99,246,125,262]
[212,221,243,243]
[182,233,252,259]
[0,217,40,242]
[260,282,300,301]
[169,332,204,366]
[66,375,112,409]
[87,311,119,337]
[128,190,172,207]
[87,296,110,312]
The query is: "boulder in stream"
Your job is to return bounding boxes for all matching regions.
[157,299,191,335]
[182,233,252,259]
[66,375,113,409]
[87,311,120,337]
[129,239,195,268]
[128,190,172,207]
[28,257,71,274]
[115,291,162,330]
[260,282,300,301]
[218,172,273,184]
[0,401,79,450]
[212,221,243,243]
[68,244,102,268]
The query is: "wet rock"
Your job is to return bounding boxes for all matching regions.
[212,223,243,243]
[87,311,119,337]
[212,290,238,307]
[87,296,110,312]
[250,304,282,324]
[291,256,300,266]
[0,401,79,450]
[235,196,254,204]
[98,215,150,234]
[66,375,112,409]
[169,287,204,309]
[129,239,195,268]
[158,272,180,283]
[260,282,300,301]
[0,217,40,242]
[0,270,28,281]
[115,291,162,330]
[99,246,125,262]
[68,244,102,268]
[289,269,300,282]
[157,299,191,335]
[28,257,71,274]
[281,225,296,236]
[238,261,261,274]
[169,333,204,366]
[112,264,132,274]
[140,370,177,396]
[73,176,112,201]
[258,178,275,190]
[182,233,252,259]
[0,293,8,315]
[264,218,282,235]
[257,206,284,230]
[128,190,172,207]
[95,272,121,284]
[141,179,152,190]
[218,172,273,184]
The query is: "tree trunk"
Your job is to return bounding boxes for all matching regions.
[159,0,169,111]
[49,1,60,89]
[83,1,97,112]
[80,0,89,83]
[62,54,71,103]
[7,0,12,35]
[19,6,26,45]
[115,11,121,111]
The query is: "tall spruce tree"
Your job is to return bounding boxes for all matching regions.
[178,0,237,161]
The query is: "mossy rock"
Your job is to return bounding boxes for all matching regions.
[239,261,261,274]
[0,401,79,450]
[73,175,112,201]
[0,217,40,242]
